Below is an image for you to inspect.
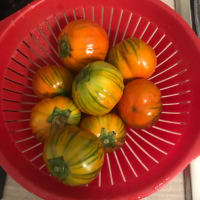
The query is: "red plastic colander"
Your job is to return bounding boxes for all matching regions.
[0,0,200,199]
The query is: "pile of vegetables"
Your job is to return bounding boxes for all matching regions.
[30,19,162,186]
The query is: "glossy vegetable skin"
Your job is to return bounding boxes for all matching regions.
[118,78,162,129]
[108,38,157,79]
[72,61,124,116]
[43,126,104,186]
[58,19,109,71]
[32,65,73,98]
[30,96,81,142]
[80,113,126,152]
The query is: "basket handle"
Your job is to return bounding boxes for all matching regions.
[0,14,17,36]
[187,128,200,159]
[0,0,42,35]
[0,155,1,165]
[193,134,200,158]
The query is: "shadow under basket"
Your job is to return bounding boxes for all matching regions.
[0,0,200,199]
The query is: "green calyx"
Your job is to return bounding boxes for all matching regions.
[57,88,66,96]
[132,106,136,112]
[48,157,69,181]
[47,107,71,132]
[126,38,138,59]
[99,128,116,148]
[59,34,72,58]
[75,66,91,90]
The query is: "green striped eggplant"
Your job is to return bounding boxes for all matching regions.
[32,65,73,98]
[107,37,157,79]
[72,61,124,116]
[30,96,81,142]
[43,125,104,186]
[80,113,126,152]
